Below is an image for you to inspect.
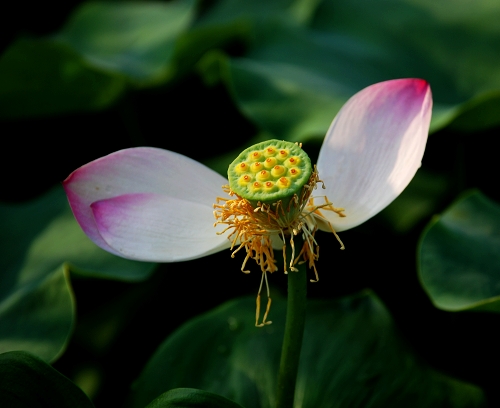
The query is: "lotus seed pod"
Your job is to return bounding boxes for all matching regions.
[228,140,312,207]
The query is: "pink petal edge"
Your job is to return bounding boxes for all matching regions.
[90,193,230,262]
[316,78,432,232]
[63,147,228,258]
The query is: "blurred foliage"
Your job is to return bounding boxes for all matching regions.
[419,191,500,312]
[2,0,500,139]
[1,0,500,406]
[56,1,196,84]
[0,187,156,361]
[0,38,126,118]
[132,293,485,408]
[145,388,245,408]
[0,351,95,407]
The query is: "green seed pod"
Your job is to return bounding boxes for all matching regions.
[228,140,312,207]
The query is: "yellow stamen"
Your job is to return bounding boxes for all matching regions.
[216,140,346,327]
[256,272,272,327]
[214,165,343,285]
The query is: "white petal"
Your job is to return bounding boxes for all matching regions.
[63,147,228,257]
[317,79,432,231]
[91,193,230,262]
[270,233,284,250]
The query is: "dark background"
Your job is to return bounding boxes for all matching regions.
[2,1,499,406]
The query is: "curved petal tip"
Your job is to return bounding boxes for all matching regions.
[63,147,229,260]
[317,78,432,231]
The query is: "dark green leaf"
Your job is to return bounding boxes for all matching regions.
[0,186,156,361]
[419,191,500,312]
[0,1,197,118]
[195,0,300,27]
[0,38,126,119]
[56,0,197,84]
[0,264,74,363]
[131,293,484,408]
[197,0,500,141]
[183,0,316,81]
[0,351,94,408]
[146,388,244,408]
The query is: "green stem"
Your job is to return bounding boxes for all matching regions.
[276,241,307,408]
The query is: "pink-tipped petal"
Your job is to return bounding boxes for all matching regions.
[91,194,229,262]
[317,79,432,231]
[63,147,228,258]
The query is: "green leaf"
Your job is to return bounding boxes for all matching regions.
[0,351,94,408]
[195,0,302,27]
[0,1,197,118]
[145,388,244,408]
[131,293,485,408]
[199,0,500,141]
[418,191,500,312]
[183,0,318,80]
[0,186,156,361]
[0,38,126,118]
[0,263,75,363]
[56,0,197,84]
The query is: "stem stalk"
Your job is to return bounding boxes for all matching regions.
[276,241,307,408]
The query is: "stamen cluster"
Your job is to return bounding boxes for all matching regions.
[214,167,324,277]
[214,140,345,326]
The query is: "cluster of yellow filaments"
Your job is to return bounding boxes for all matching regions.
[213,140,345,327]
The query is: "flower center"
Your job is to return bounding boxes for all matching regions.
[213,140,345,327]
[228,140,312,208]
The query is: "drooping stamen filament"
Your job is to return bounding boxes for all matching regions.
[214,140,345,326]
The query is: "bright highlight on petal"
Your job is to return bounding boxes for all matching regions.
[91,193,229,262]
[63,147,228,259]
[317,78,432,231]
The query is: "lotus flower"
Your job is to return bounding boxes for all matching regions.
[64,78,432,282]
